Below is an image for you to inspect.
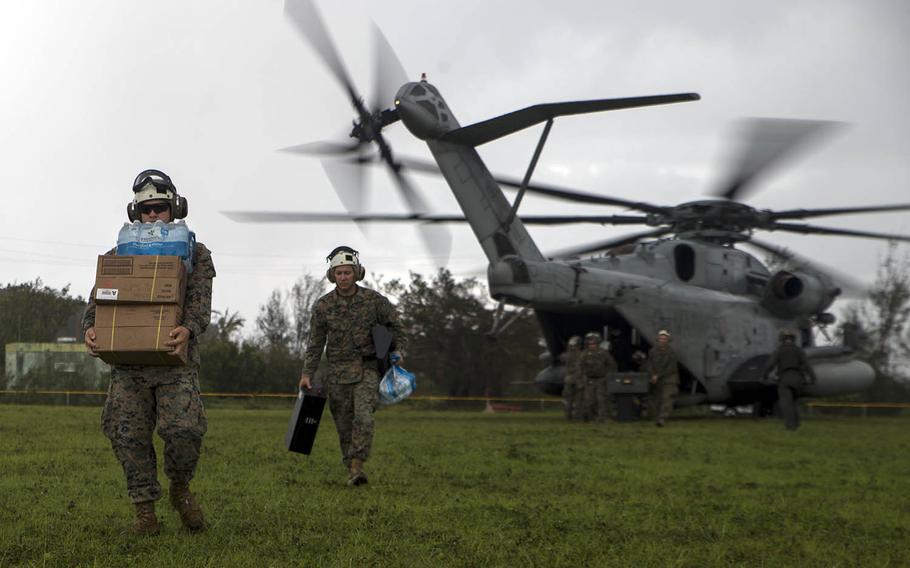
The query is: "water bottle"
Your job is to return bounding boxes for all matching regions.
[116,220,196,272]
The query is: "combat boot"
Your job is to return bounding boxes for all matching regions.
[347,458,368,486]
[129,501,160,536]
[169,481,206,532]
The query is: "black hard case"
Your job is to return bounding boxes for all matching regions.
[285,390,327,454]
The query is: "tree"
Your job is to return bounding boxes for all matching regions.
[255,289,291,351]
[202,308,245,344]
[838,244,910,401]
[0,279,86,380]
[289,274,326,357]
[393,269,542,397]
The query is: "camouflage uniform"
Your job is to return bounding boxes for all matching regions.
[580,349,618,422]
[560,349,583,420]
[83,244,215,504]
[645,345,679,425]
[302,285,405,466]
[764,341,817,430]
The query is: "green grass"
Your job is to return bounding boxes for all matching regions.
[0,404,908,567]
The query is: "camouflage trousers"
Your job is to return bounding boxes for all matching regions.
[562,381,579,420]
[325,367,380,465]
[581,378,612,422]
[649,381,678,422]
[102,365,207,504]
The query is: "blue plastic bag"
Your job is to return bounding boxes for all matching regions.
[379,364,416,405]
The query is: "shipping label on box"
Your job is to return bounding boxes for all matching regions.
[94,277,185,304]
[94,304,182,329]
[94,255,187,305]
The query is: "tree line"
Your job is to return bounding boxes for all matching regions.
[2,251,909,401]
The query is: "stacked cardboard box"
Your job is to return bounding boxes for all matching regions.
[93,255,188,365]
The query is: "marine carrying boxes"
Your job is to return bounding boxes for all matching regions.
[92,255,188,366]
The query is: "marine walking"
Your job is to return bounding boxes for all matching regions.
[645,330,679,427]
[299,246,405,486]
[764,329,817,431]
[83,170,215,535]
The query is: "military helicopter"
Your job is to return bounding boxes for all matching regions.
[227,0,910,411]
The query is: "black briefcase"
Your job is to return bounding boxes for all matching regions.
[285,389,327,455]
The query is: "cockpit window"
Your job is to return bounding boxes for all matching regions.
[674,244,695,281]
[418,100,439,118]
[410,85,426,96]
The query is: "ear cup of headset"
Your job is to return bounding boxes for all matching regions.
[172,196,188,219]
[326,268,336,283]
[127,203,140,222]
[357,265,366,281]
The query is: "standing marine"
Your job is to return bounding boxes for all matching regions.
[580,331,618,422]
[299,246,405,486]
[645,330,679,427]
[763,329,817,431]
[560,336,583,420]
[83,169,215,535]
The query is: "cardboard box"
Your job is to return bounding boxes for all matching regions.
[94,255,186,305]
[95,325,187,366]
[94,304,182,329]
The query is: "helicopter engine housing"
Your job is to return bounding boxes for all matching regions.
[761,270,839,317]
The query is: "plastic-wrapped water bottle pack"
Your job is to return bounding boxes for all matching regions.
[116,220,196,272]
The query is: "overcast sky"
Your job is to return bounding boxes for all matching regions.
[1,0,907,331]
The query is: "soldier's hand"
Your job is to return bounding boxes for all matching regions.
[165,326,191,355]
[84,327,99,357]
[650,375,657,385]
[390,351,403,366]
[299,374,312,391]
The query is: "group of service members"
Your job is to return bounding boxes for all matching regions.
[562,327,817,430]
[561,329,679,427]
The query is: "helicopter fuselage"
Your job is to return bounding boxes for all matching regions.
[393,79,874,406]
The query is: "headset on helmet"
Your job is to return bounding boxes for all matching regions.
[126,169,188,222]
[326,246,366,283]
[584,331,602,343]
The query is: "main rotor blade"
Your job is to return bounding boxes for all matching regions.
[770,203,910,220]
[351,153,670,214]
[547,228,673,259]
[322,158,367,213]
[370,22,409,113]
[280,140,364,156]
[284,0,358,102]
[769,222,910,242]
[712,119,841,201]
[745,237,866,297]
[220,212,649,225]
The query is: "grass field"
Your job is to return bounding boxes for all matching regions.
[0,403,908,567]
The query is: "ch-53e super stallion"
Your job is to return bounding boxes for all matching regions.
[227,0,910,414]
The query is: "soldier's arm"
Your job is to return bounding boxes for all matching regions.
[800,349,818,384]
[82,248,116,355]
[180,244,216,339]
[302,301,328,377]
[762,350,779,379]
[380,295,407,355]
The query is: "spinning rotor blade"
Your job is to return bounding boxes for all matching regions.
[284,0,361,108]
[547,228,673,259]
[371,22,409,112]
[349,153,670,214]
[769,222,910,242]
[745,237,866,297]
[712,119,841,201]
[322,158,367,214]
[220,212,649,225]
[280,140,365,156]
[770,203,910,221]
